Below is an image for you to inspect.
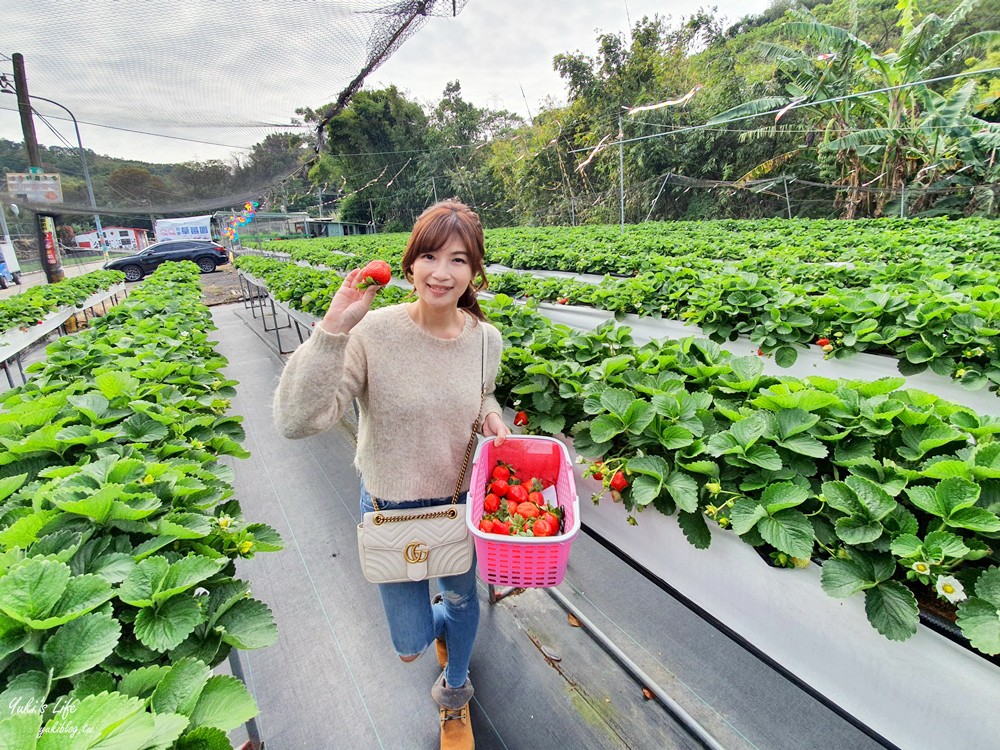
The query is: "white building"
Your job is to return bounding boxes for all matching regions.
[76,227,150,252]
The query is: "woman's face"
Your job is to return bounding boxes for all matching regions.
[410,235,474,311]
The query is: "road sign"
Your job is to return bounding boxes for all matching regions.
[5,172,63,204]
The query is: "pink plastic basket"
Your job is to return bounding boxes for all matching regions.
[467,435,580,588]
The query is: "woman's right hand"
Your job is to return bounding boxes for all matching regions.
[318,268,382,335]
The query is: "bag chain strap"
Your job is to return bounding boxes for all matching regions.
[371,327,487,518]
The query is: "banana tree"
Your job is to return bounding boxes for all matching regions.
[709,0,1000,217]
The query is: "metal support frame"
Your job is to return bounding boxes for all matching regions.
[486,584,524,604]
[227,650,264,750]
[237,273,311,355]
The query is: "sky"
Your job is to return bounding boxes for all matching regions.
[1,0,773,167]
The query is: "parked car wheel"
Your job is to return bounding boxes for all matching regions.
[196,257,216,273]
[0,276,7,290]
[121,265,144,282]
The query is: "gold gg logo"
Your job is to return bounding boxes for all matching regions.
[404,542,429,564]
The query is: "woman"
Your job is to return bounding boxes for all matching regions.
[273,199,509,750]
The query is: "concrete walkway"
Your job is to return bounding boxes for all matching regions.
[212,299,886,750]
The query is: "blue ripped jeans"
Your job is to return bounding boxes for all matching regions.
[360,479,480,689]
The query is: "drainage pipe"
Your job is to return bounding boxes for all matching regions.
[546,586,727,750]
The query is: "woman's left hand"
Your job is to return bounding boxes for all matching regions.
[482,412,510,446]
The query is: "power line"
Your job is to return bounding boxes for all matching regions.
[569,67,1000,154]
[0,106,258,150]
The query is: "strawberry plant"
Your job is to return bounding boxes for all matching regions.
[0,270,125,335]
[247,217,1000,394]
[0,263,281,745]
[482,298,1000,655]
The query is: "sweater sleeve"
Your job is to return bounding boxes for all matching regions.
[272,325,368,439]
[478,323,504,432]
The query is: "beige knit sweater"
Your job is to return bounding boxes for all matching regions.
[273,304,504,501]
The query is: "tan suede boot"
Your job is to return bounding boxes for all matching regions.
[432,671,474,750]
[439,703,474,750]
[435,637,448,669]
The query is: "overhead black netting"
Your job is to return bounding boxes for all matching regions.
[1,0,469,217]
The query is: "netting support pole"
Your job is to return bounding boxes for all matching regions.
[784,177,792,219]
[645,175,670,223]
[618,113,625,232]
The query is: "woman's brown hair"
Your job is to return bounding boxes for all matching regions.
[401,199,488,320]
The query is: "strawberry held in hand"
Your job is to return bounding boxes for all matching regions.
[356,260,391,290]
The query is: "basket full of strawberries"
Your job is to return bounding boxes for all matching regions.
[467,436,580,587]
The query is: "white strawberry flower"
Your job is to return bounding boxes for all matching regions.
[911,561,931,575]
[935,575,967,604]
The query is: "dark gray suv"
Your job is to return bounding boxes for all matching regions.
[103,239,229,282]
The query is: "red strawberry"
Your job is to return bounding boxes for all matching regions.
[513,411,528,427]
[492,465,510,482]
[527,491,544,505]
[517,502,541,519]
[507,485,529,504]
[479,518,495,533]
[816,337,830,347]
[541,511,560,532]
[532,518,555,537]
[483,493,500,513]
[506,500,519,515]
[610,471,628,492]
[557,297,569,305]
[492,520,511,536]
[490,479,509,497]
[356,260,391,289]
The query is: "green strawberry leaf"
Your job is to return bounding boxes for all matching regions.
[215,598,278,650]
[821,558,870,598]
[889,533,923,558]
[730,499,767,535]
[865,581,918,641]
[677,510,712,549]
[42,611,121,679]
[150,658,211,716]
[0,712,41,747]
[663,472,699,513]
[835,516,884,545]
[188,675,258,732]
[134,597,203,652]
[757,510,814,559]
[762,481,810,513]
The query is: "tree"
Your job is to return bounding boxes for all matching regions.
[107,167,169,207]
[171,160,232,200]
[709,0,1000,217]
[307,87,429,228]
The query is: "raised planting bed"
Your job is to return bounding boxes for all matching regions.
[570,451,1000,750]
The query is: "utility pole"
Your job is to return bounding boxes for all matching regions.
[317,187,323,218]
[12,53,64,283]
[28,94,104,259]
